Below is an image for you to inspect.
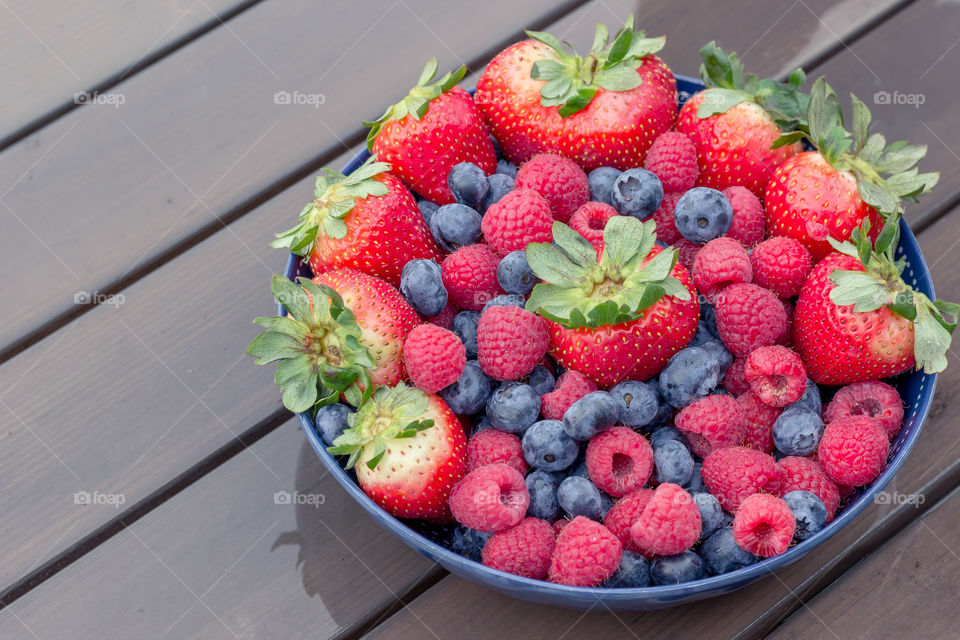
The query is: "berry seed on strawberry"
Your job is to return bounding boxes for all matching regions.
[586,427,655,497]
[515,153,589,222]
[481,188,554,256]
[481,517,556,579]
[744,345,807,407]
[441,244,504,312]
[644,131,698,192]
[449,463,530,532]
[715,283,788,357]
[548,516,622,587]
[749,236,811,299]
[824,380,904,439]
[403,324,466,394]
[733,494,795,557]
[477,305,549,381]
[817,415,889,486]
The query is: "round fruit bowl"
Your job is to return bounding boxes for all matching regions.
[280,76,938,610]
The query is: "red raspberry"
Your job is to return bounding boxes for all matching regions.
[744,346,806,407]
[482,188,554,255]
[702,446,781,512]
[675,394,746,458]
[778,456,841,521]
[477,306,550,381]
[540,370,597,420]
[715,283,788,357]
[818,416,889,486]
[466,428,527,475]
[552,519,570,535]
[723,356,751,395]
[750,236,812,298]
[630,483,701,556]
[569,202,618,249]
[738,390,781,453]
[548,516,622,586]
[425,301,457,329]
[644,132,698,192]
[824,381,904,439]
[675,238,700,270]
[692,237,753,301]
[603,488,654,553]
[723,186,764,247]
[481,517,556,579]
[733,493,795,556]
[402,324,466,394]
[777,299,794,347]
[585,427,655,497]
[515,154,589,223]
[448,463,530,532]
[652,191,683,244]
[441,244,504,311]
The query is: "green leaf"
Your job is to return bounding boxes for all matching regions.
[525,29,566,54]
[875,143,927,174]
[850,93,871,154]
[600,216,646,272]
[828,270,887,312]
[626,35,665,59]
[271,276,311,324]
[525,242,591,287]
[594,66,642,92]
[770,131,806,150]
[557,86,598,117]
[416,57,438,86]
[913,303,952,373]
[807,77,843,143]
[934,300,960,327]
[818,125,852,164]
[525,284,591,326]
[696,88,751,118]
[874,212,900,256]
[281,368,319,414]
[698,41,741,90]
[365,438,387,470]
[887,290,916,321]
[859,133,886,164]
[552,222,599,267]
[590,23,609,54]
[605,24,633,66]
[857,180,898,214]
[530,59,567,81]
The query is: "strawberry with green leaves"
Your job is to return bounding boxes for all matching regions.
[272,156,442,288]
[524,217,699,388]
[475,15,676,171]
[365,58,497,205]
[794,213,958,384]
[329,383,467,521]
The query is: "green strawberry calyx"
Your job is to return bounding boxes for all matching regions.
[524,216,690,329]
[827,213,959,374]
[328,383,435,470]
[526,14,665,117]
[773,77,939,215]
[363,57,467,150]
[245,275,376,413]
[271,155,392,256]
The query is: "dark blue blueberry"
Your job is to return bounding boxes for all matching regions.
[700,339,733,379]
[483,173,515,212]
[713,387,732,396]
[609,380,659,428]
[674,187,733,244]
[417,199,438,227]
[486,383,541,434]
[650,426,689,451]
[448,162,489,210]
[399,258,447,316]
[700,302,719,338]
[481,294,527,314]
[648,384,675,428]
[522,420,579,472]
[692,492,726,540]
[452,311,481,359]
[658,347,721,408]
[603,551,650,587]
[566,455,590,480]
[611,168,663,219]
[496,159,517,177]
[700,526,757,575]
[496,250,537,296]
[685,462,707,494]
[525,470,560,521]
[449,526,491,562]
[314,402,352,445]
[653,438,695,485]
[689,322,717,348]
[650,551,705,585]
[600,492,615,518]
[587,166,621,205]
[782,490,827,541]
[472,415,493,434]
[562,391,619,441]
[429,203,482,251]
[773,407,824,456]
[490,135,502,158]
[557,476,602,520]
[789,378,822,415]
[440,360,492,414]
[527,365,555,396]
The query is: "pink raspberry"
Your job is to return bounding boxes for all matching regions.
[818,416,889,486]
[402,324,466,393]
[723,356,751,395]
[466,428,527,475]
[750,236,812,298]
[548,516,622,586]
[540,370,597,420]
[715,283,788,357]
[702,446,781,512]
[733,493,795,556]
[644,132,698,192]
[824,381,904,439]
[569,201,618,250]
[448,463,530,532]
[477,306,550,381]
[778,456,841,522]
[603,488,654,553]
[777,299,794,347]
[723,186,764,247]
[441,244,504,311]
[585,427,654,497]
[552,519,570,535]
[738,390,781,453]
[425,301,457,329]
[515,153,589,222]
[675,394,746,458]
[675,238,700,271]
[692,237,752,301]
[481,188,554,255]
[652,192,683,244]
[629,483,701,556]
[481,517,556,579]
[744,345,807,407]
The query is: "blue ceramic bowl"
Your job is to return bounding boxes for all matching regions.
[280,75,937,610]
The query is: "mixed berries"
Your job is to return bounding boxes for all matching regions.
[247,15,958,590]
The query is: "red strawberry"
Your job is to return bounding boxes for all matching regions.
[475,16,676,171]
[328,384,467,521]
[272,156,442,288]
[365,58,497,204]
[525,217,698,388]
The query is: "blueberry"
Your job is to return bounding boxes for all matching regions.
[399,259,447,316]
[481,294,527,314]
[527,365,555,396]
[684,462,707,494]
[611,168,663,219]
[783,490,827,541]
[525,470,560,521]
[496,250,537,296]
[450,526,492,562]
[649,426,689,451]
[692,492,726,539]
[700,339,733,379]
[448,162,489,210]
[650,551,705,585]
[603,551,651,587]
[653,438,695,485]
[452,311,481,359]
[648,384,675,428]
[600,491,615,519]
[700,302,719,338]
[674,187,733,244]
[429,203,482,251]
[562,391,619,440]
[472,415,493,434]
[483,173,515,212]
[440,360,493,414]
[566,455,590,480]
[314,403,352,445]
[789,378,822,415]
[587,166,621,206]
[609,380,659,428]
[485,383,541,434]
[557,476,603,520]
[490,135,502,159]
[700,526,757,575]
[658,347,721,408]
[689,322,718,348]
[522,420,580,472]
[417,199,438,227]
[496,159,517,177]
[773,408,824,456]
